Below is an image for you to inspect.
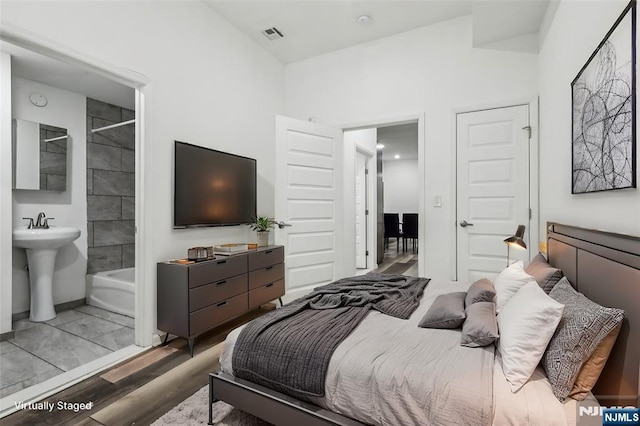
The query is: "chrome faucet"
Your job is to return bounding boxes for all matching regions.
[23,212,55,229]
[34,212,46,228]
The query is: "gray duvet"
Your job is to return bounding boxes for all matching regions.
[232,273,429,401]
[221,280,495,426]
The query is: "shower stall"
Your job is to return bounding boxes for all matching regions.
[86,97,136,319]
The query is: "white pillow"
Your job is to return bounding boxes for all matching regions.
[493,261,537,313]
[497,281,564,392]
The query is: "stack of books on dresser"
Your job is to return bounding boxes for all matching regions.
[214,243,249,255]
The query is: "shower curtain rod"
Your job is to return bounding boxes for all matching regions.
[44,135,68,143]
[91,119,135,134]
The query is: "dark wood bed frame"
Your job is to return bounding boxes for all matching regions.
[546,222,639,407]
[209,222,640,425]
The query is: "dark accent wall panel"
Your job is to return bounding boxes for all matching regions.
[86,98,135,274]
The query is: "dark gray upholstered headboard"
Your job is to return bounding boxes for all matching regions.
[547,223,640,407]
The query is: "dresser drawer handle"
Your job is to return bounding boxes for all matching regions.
[217,260,227,265]
[266,266,274,270]
[265,250,273,254]
[266,283,274,288]
[216,280,227,286]
[217,301,228,307]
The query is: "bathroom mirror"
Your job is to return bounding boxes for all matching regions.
[12,118,68,191]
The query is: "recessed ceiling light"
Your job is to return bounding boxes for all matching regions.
[394,154,400,159]
[357,15,371,24]
[376,143,385,149]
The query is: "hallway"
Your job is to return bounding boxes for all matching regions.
[374,240,418,276]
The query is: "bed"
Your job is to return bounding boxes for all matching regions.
[208,223,640,425]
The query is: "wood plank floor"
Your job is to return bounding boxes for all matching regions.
[3,251,415,426]
[3,305,274,426]
[374,240,419,276]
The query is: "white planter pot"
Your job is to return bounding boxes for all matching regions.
[257,231,269,247]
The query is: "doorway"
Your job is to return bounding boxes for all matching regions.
[355,149,369,270]
[376,123,420,276]
[274,115,425,295]
[0,30,149,417]
[343,121,421,276]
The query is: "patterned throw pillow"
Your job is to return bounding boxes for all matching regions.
[543,278,624,401]
[525,252,563,294]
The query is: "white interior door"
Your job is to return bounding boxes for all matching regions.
[456,105,530,283]
[275,116,344,301]
[355,151,367,269]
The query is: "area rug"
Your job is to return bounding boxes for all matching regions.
[381,259,417,275]
[152,385,272,425]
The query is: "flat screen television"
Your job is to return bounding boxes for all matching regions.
[174,141,257,228]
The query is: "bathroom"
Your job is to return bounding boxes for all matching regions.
[0,42,139,402]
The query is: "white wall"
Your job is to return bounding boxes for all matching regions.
[1,1,284,338]
[285,16,538,280]
[0,53,12,334]
[383,159,419,214]
[349,128,377,154]
[11,77,87,314]
[538,0,640,238]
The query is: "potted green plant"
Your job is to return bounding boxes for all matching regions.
[249,216,276,247]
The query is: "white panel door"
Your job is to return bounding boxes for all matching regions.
[275,116,343,300]
[456,105,530,283]
[355,151,367,269]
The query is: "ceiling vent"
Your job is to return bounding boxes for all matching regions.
[261,27,284,41]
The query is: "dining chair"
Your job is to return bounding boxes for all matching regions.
[383,213,402,252]
[402,213,418,253]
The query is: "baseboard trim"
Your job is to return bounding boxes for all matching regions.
[0,330,15,342]
[11,298,86,323]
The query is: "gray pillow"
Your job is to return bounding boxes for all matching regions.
[419,292,466,329]
[543,278,624,401]
[465,278,496,307]
[461,302,498,347]
[525,252,563,294]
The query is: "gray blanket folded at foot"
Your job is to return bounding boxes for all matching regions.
[232,273,430,401]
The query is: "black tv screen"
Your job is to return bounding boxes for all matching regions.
[174,141,257,228]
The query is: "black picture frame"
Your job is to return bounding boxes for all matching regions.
[571,0,637,194]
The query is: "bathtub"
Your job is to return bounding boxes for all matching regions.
[86,267,135,318]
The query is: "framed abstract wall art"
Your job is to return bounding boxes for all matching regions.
[571,0,636,193]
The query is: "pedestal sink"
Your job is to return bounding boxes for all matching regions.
[13,226,81,322]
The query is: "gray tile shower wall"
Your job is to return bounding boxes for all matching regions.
[87,246,122,274]
[86,98,135,274]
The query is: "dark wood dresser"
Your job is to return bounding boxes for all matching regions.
[157,246,285,356]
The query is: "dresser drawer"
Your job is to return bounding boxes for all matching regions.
[188,256,246,288]
[189,274,248,312]
[248,263,284,290]
[248,247,284,271]
[189,293,248,336]
[248,279,285,309]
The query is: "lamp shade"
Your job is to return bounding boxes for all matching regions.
[504,225,527,249]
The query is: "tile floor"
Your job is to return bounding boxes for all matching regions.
[0,305,135,399]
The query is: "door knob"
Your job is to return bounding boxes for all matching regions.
[277,221,292,229]
[459,220,474,228]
